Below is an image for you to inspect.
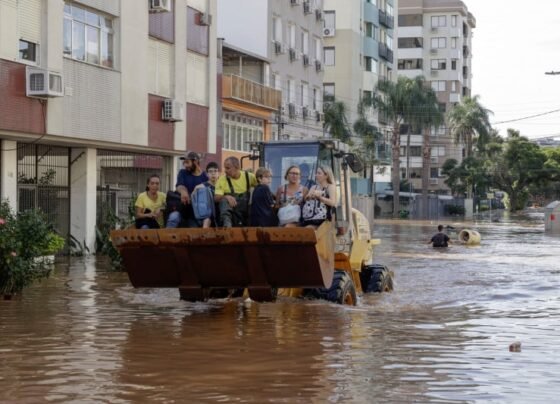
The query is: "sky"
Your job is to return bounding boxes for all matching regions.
[466,0,560,140]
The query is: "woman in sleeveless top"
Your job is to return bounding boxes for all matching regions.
[276,165,309,227]
[301,165,337,228]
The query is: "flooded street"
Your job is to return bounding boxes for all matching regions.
[1,212,560,403]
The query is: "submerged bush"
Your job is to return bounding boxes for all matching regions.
[0,200,65,296]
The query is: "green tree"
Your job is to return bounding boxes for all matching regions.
[323,97,351,143]
[447,95,492,158]
[353,98,382,180]
[490,130,550,211]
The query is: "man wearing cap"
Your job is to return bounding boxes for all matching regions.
[167,151,209,228]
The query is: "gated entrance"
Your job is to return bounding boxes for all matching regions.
[17,144,71,238]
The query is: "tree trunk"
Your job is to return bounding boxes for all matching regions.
[391,122,401,218]
[421,127,431,219]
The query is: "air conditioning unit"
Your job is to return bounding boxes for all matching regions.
[198,12,212,26]
[430,27,438,33]
[290,0,301,5]
[149,0,171,12]
[315,110,324,122]
[302,54,310,66]
[274,41,287,54]
[26,66,64,98]
[315,59,323,71]
[430,69,438,76]
[302,106,309,119]
[315,9,323,21]
[289,48,300,61]
[430,48,438,54]
[430,157,438,164]
[429,178,439,185]
[162,99,184,122]
[303,1,312,14]
[323,27,335,37]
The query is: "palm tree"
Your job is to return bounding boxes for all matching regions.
[447,95,492,157]
[372,76,441,218]
[323,97,351,143]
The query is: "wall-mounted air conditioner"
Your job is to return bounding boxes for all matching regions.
[198,12,212,26]
[430,157,438,164]
[162,99,184,122]
[149,0,171,13]
[288,103,296,119]
[315,59,323,71]
[302,54,310,66]
[323,27,335,37]
[290,0,301,5]
[274,41,287,55]
[302,106,309,119]
[315,9,323,21]
[429,178,439,185]
[26,66,64,98]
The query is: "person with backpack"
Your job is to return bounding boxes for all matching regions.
[214,156,257,228]
[429,225,452,248]
[167,151,208,228]
[192,161,220,228]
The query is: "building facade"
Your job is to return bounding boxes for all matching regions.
[397,0,475,193]
[220,42,281,170]
[218,0,325,141]
[0,0,218,248]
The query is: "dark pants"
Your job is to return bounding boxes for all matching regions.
[219,195,249,227]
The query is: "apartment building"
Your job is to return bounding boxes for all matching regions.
[218,0,325,141]
[0,0,218,249]
[220,42,281,169]
[397,0,475,193]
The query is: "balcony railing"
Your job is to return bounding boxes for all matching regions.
[378,43,394,63]
[378,10,394,29]
[222,74,281,111]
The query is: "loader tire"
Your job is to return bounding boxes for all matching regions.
[360,264,394,293]
[306,270,357,305]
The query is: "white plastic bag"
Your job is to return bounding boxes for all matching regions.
[277,203,301,225]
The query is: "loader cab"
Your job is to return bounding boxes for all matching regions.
[258,140,363,236]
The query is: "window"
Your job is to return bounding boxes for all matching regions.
[451,59,457,70]
[398,58,422,70]
[314,37,322,61]
[431,37,446,49]
[287,79,295,103]
[324,10,335,29]
[398,37,423,48]
[431,125,446,136]
[431,59,446,70]
[365,56,378,73]
[301,30,309,55]
[438,103,446,113]
[323,83,335,100]
[289,24,296,48]
[431,15,446,27]
[223,114,264,152]
[431,81,446,92]
[409,146,421,157]
[324,47,335,66]
[451,81,457,92]
[363,90,372,103]
[365,22,377,39]
[63,3,113,67]
[451,15,457,27]
[301,81,309,107]
[430,167,439,178]
[398,14,422,27]
[19,40,38,63]
[273,17,282,42]
[451,37,457,49]
[431,146,446,156]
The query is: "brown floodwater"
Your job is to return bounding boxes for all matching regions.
[1,211,560,403]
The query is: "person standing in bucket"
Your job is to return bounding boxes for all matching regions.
[429,224,452,248]
[214,156,257,227]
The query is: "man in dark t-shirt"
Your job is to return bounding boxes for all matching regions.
[429,224,451,248]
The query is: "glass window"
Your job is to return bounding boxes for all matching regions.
[451,15,457,27]
[398,59,422,70]
[63,3,114,68]
[398,37,423,48]
[451,37,457,49]
[324,47,335,66]
[19,40,38,63]
[431,37,446,49]
[431,81,446,92]
[324,10,335,29]
[301,30,309,55]
[431,59,446,70]
[451,59,457,70]
[398,14,422,27]
[323,83,335,99]
[431,15,446,27]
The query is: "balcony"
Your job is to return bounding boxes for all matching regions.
[222,74,281,111]
[378,10,394,29]
[375,142,392,165]
[378,43,394,63]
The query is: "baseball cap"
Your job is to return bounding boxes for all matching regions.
[180,151,200,161]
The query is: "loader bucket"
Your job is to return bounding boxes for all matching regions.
[110,223,335,302]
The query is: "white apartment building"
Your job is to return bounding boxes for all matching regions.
[0,0,218,249]
[397,0,475,193]
[217,0,325,140]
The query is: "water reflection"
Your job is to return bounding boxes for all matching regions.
[1,214,560,402]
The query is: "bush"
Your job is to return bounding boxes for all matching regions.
[0,200,65,296]
[445,204,465,216]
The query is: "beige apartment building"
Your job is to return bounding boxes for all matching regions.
[0,0,218,248]
[397,0,475,194]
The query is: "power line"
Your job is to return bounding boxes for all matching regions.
[492,108,560,125]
